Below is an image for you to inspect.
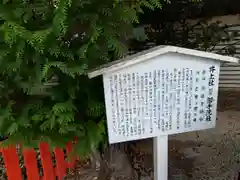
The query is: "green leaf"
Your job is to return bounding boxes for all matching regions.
[52,100,77,114]
[7,122,18,135]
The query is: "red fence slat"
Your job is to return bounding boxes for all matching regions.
[39,143,55,180]
[0,141,78,180]
[1,146,22,180]
[54,147,66,179]
[23,148,40,180]
[65,142,76,168]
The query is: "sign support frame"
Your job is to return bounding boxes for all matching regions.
[154,135,168,180]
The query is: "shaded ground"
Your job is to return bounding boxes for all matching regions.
[132,110,240,180]
[218,90,240,111]
[169,90,240,179]
[169,110,240,180]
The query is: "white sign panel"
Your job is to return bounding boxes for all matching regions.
[103,54,220,144]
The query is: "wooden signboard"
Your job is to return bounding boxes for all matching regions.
[88,45,239,180]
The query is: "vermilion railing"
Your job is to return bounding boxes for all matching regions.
[0,142,78,180]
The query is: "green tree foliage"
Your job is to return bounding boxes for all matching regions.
[0,0,164,154]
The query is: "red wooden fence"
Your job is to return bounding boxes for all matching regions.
[0,142,78,180]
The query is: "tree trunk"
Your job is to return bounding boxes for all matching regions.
[97,158,111,180]
[97,146,112,180]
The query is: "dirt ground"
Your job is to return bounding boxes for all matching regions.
[134,110,240,180]
[169,110,240,180]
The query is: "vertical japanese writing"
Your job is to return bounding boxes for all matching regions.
[144,73,148,120]
[157,70,161,130]
[136,73,142,135]
[161,70,165,132]
[132,73,137,136]
[169,72,173,130]
[206,66,216,122]
[114,75,121,136]
[123,74,127,136]
[181,68,185,92]
[107,63,218,142]
[193,71,200,122]
[153,70,157,130]
[173,68,177,110]
[165,70,169,131]
[119,75,124,135]
[126,74,131,137]
[184,68,188,128]
[140,75,145,134]
[149,72,153,133]
[130,74,134,135]
[188,69,193,127]
[109,76,117,134]
[176,69,181,129]
[145,72,149,133]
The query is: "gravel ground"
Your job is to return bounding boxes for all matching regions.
[128,110,240,180]
[68,109,240,180]
[169,110,240,180]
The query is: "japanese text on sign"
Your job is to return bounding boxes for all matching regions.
[104,64,219,143]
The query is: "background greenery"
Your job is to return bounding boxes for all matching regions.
[0,0,169,156]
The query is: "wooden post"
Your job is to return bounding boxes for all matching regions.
[1,146,22,180]
[23,148,40,180]
[153,136,168,180]
[39,143,55,180]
